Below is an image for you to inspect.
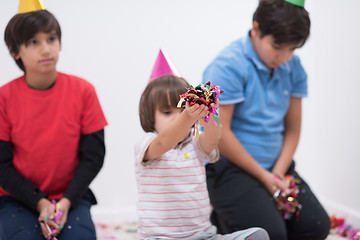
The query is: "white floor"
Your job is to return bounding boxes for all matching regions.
[94,222,347,240]
[326,235,346,240]
[92,208,351,240]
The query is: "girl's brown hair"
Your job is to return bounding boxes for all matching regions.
[139,75,190,132]
[4,10,61,72]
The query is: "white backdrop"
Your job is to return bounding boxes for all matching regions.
[1,0,359,225]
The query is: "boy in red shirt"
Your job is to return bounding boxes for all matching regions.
[0,1,107,239]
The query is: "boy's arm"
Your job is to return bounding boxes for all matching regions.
[145,104,208,160]
[198,100,222,154]
[272,97,302,177]
[63,129,105,207]
[216,104,289,194]
[0,140,48,210]
[217,104,269,180]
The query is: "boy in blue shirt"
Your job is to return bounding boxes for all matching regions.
[203,0,330,239]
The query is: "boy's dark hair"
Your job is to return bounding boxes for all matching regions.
[253,0,310,47]
[139,75,190,133]
[4,10,61,72]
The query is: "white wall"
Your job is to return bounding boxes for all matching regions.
[1,0,359,226]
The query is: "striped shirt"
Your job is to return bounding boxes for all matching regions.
[135,132,219,239]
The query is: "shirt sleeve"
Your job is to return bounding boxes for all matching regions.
[134,132,157,167]
[0,140,48,210]
[63,129,105,207]
[202,48,248,105]
[290,55,308,98]
[81,83,108,134]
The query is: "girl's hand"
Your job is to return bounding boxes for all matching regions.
[36,198,59,239]
[208,99,220,118]
[184,102,208,120]
[51,198,71,236]
[262,172,295,213]
[210,99,220,110]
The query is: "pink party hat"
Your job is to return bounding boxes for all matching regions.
[149,49,182,82]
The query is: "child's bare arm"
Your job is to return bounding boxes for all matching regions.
[272,97,301,176]
[198,99,222,154]
[144,103,209,160]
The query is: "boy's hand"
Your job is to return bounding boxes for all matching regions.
[36,198,59,239]
[51,198,71,236]
[263,172,295,213]
[36,197,72,238]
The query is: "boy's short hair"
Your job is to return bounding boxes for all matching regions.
[4,10,61,72]
[139,75,190,133]
[253,0,310,47]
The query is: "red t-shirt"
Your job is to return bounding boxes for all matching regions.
[0,72,108,199]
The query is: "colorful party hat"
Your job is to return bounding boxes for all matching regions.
[284,0,305,7]
[18,0,46,14]
[149,49,182,82]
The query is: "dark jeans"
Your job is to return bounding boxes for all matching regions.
[0,195,96,240]
[206,161,331,240]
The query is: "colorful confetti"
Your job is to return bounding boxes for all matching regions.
[330,215,360,240]
[273,175,302,220]
[177,81,223,125]
[177,81,223,139]
[95,222,138,240]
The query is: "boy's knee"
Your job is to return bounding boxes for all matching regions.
[58,227,96,240]
[58,221,96,240]
[289,216,331,240]
[266,226,287,240]
[318,217,331,239]
[312,217,331,240]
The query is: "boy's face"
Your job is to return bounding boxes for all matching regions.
[15,31,61,75]
[251,22,296,69]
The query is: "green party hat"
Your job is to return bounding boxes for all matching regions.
[284,0,305,7]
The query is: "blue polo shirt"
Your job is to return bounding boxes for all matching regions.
[203,32,307,169]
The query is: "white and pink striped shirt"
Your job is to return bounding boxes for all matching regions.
[135,132,219,239]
